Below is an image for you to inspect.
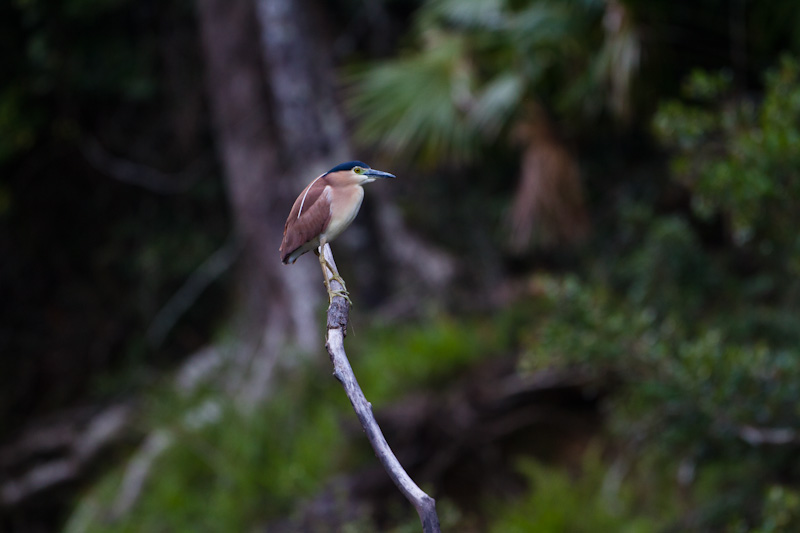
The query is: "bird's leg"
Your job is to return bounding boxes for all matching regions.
[321,258,352,305]
[317,243,352,305]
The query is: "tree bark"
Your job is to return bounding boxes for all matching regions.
[254,0,350,169]
[196,0,321,406]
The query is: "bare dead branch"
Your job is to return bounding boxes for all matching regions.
[110,429,174,519]
[147,236,243,347]
[0,404,132,507]
[738,425,799,446]
[319,243,441,533]
[82,138,208,194]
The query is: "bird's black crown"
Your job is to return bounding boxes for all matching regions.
[325,161,370,174]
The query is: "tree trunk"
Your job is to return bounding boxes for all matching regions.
[198,0,454,406]
[254,0,350,170]
[257,0,456,315]
[196,0,322,406]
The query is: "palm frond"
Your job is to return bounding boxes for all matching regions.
[508,111,589,249]
[348,0,640,172]
[509,2,584,49]
[468,72,525,139]
[420,0,506,31]
[348,35,480,164]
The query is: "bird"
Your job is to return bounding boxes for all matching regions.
[279,160,395,303]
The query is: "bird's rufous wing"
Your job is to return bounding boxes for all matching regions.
[280,176,332,263]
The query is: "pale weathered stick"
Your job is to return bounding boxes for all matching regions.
[320,243,441,533]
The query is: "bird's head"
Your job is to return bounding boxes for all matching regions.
[324,160,395,185]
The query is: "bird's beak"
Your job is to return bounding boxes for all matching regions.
[364,168,395,179]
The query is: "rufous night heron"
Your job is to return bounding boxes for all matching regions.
[279,161,395,303]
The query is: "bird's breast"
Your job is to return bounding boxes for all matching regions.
[322,185,364,242]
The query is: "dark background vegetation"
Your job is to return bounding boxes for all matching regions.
[2,0,800,531]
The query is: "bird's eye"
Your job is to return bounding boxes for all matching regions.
[353,166,364,174]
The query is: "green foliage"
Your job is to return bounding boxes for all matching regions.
[350,314,502,405]
[519,268,800,530]
[348,34,479,164]
[616,213,720,318]
[751,486,800,533]
[348,0,631,163]
[67,314,503,531]
[654,57,800,267]
[68,370,347,532]
[522,68,800,523]
[0,86,41,162]
[490,453,660,533]
[513,58,800,525]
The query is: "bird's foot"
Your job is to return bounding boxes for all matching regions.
[324,276,352,306]
[328,287,352,306]
[318,251,351,306]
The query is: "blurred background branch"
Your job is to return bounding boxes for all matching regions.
[82,138,208,194]
[146,235,242,347]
